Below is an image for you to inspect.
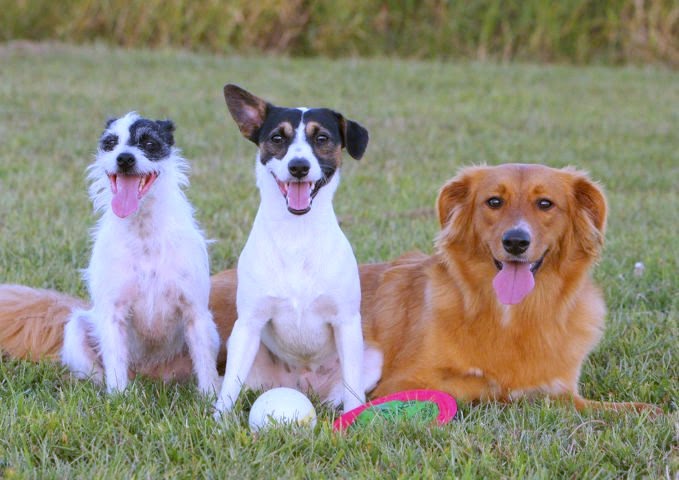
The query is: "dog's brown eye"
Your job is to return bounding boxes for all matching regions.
[315,134,328,145]
[101,135,118,152]
[270,134,284,144]
[537,198,553,210]
[486,197,503,209]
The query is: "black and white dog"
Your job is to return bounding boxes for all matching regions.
[61,113,219,394]
[214,85,382,415]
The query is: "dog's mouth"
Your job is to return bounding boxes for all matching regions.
[273,174,327,215]
[108,172,158,218]
[491,252,546,305]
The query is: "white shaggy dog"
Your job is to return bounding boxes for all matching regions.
[61,113,219,394]
[214,85,382,416]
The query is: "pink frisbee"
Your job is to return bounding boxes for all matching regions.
[333,389,457,431]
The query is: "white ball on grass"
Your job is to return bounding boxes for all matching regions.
[248,387,317,432]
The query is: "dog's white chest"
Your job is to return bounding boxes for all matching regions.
[260,294,339,366]
[88,215,207,361]
[237,214,360,368]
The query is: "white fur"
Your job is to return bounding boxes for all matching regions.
[215,113,381,415]
[61,112,219,395]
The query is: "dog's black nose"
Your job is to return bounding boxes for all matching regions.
[288,158,310,179]
[502,228,531,255]
[117,153,135,170]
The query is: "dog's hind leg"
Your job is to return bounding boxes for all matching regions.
[184,306,220,396]
[564,393,662,415]
[61,309,103,384]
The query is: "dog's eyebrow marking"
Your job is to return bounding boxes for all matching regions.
[485,184,508,199]
[304,121,332,138]
[272,122,294,138]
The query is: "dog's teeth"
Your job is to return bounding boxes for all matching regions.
[139,176,146,192]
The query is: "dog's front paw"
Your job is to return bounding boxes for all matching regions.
[197,375,221,399]
[105,375,129,395]
[343,395,365,413]
[212,396,234,420]
[105,383,126,395]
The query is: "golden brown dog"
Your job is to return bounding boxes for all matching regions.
[0,164,657,412]
[361,163,655,412]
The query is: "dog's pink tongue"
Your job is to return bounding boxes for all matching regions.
[492,262,535,305]
[287,182,312,211]
[111,176,140,218]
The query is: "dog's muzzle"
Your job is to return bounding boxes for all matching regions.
[273,173,331,215]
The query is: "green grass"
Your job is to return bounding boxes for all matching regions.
[0,43,677,478]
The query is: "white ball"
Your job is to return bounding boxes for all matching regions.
[248,387,317,432]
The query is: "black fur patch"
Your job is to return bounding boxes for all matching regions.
[256,108,346,174]
[100,134,118,152]
[303,110,346,181]
[256,108,302,165]
[127,119,174,161]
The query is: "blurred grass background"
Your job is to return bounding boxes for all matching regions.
[1,0,678,66]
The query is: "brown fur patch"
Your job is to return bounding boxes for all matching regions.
[223,84,269,142]
[304,120,343,170]
[259,121,294,161]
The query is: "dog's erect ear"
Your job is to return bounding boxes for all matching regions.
[155,119,175,146]
[334,112,369,160]
[570,171,607,256]
[223,84,270,144]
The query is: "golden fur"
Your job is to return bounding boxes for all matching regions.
[362,164,655,412]
[0,164,658,412]
[0,285,85,361]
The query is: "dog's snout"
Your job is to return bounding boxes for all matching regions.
[117,153,135,170]
[288,158,310,179]
[502,228,531,255]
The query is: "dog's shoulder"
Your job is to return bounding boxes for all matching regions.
[364,251,433,328]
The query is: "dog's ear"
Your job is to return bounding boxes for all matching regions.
[223,84,270,144]
[334,112,369,160]
[105,117,117,129]
[569,170,607,257]
[436,168,477,228]
[155,119,175,146]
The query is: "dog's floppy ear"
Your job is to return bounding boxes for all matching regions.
[223,84,270,144]
[569,169,608,257]
[335,112,369,160]
[436,167,478,228]
[155,119,175,146]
